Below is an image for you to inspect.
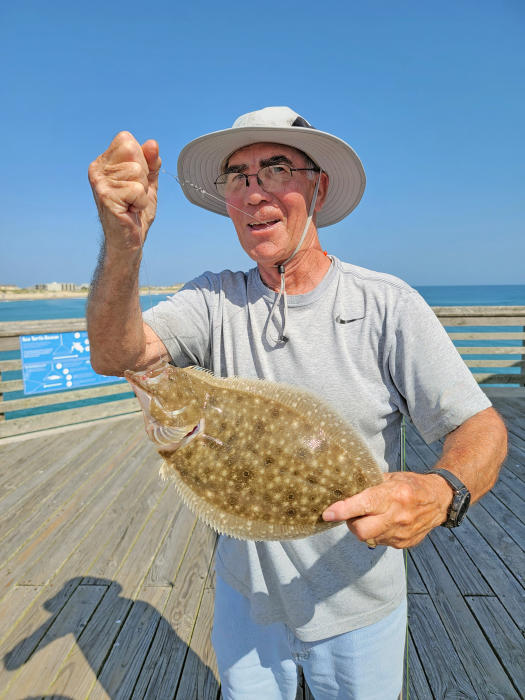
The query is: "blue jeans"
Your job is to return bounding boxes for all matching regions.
[212,575,407,700]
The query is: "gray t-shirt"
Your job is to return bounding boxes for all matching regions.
[143,256,491,641]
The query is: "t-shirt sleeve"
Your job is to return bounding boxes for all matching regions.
[388,290,492,444]
[142,274,215,368]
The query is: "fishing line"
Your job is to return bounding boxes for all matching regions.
[401,415,410,700]
[161,168,264,223]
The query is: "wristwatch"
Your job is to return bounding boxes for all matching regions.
[427,468,471,528]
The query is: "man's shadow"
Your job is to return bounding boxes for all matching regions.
[4,576,220,699]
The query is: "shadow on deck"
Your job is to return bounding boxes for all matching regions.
[0,390,523,699]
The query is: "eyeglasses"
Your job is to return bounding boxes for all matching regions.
[214,164,319,198]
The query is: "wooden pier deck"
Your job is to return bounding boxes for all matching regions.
[0,390,523,699]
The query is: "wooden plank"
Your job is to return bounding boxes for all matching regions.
[128,521,217,696]
[483,485,525,535]
[1,381,131,413]
[0,379,22,392]
[0,435,166,693]
[406,593,477,698]
[87,586,171,699]
[34,461,173,697]
[497,400,525,429]
[409,535,518,697]
[0,397,140,438]
[427,527,492,596]
[0,423,116,553]
[0,420,113,516]
[503,442,525,484]
[464,358,525,370]
[473,373,524,384]
[175,586,220,700]
[0,430,61,494]
[0,431,146,592]
[406,551,426,594]
[433,306,525,317]
[453,519,525,630]
[1,583,107,697]
[465,595,525,696]
[465,358,525,367]
[404,439,436,472]
[0,337,19,351]
[0,359,21,371]
[438,316,525,326]
[175,562,220,700]
[0,585,42,648]
[46,581,134,698]
[505,417,525,443]
[493,471,525,520]
[81,470,171,584]
[58,444,163,589]
[84,472,190,600]
[143,503,197,586]
[50,485,192,698]
[0,318,87,336]
[404,628,433,700]
[449,332,525,340]
[0,576,83,677]
[497,397,525,426]
[467,502,525,584]
[17,436,150,586]
[457,346,525,354]
[5,437,159,589]
[0,417,131,509]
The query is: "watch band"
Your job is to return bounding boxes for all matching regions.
[426,468,471,528]
[429,468,466,492]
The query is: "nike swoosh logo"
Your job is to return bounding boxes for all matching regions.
[335,315,355,324]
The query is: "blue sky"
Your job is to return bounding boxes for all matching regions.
[1,0,523,287]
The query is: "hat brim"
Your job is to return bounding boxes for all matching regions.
[176,126,365,228]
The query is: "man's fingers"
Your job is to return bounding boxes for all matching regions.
[142,139,162,183]
[322,486,384,522]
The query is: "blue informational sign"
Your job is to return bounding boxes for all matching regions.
[20,331,125,395]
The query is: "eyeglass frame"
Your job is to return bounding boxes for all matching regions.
[214,164,320,197]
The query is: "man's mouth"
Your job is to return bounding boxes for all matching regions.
[248,219,280,231]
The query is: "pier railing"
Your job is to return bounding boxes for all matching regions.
[1,306,524,440]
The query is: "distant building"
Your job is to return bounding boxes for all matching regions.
[35,282,79,291]
[0,285,20,291]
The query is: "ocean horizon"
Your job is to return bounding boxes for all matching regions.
[1,284,525,323]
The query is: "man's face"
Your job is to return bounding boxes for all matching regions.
[223,143,327,267]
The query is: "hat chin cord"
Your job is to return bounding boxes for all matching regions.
[266,170,323,345]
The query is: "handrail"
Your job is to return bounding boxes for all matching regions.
[1,306,524,438]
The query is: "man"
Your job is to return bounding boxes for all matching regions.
[87,107,507,699]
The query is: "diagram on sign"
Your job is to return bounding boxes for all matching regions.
[20,331,125,395]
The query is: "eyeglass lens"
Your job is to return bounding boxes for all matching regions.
[215,164,297,197]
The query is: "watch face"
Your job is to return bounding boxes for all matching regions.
[452,491,471,526]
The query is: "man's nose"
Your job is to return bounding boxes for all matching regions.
[244,174,270,203]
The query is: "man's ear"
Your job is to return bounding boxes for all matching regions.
[314,172,330,213]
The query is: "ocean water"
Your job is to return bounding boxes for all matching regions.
[1,285,524,419]
[0,293,169,323]
[1,285,524,323]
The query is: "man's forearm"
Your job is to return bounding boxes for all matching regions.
[428,406,508,515]
[87,242,147,376]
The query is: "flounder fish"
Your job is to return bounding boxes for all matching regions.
[125,362,383,541]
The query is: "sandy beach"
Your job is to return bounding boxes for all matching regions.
[0,286,183,302]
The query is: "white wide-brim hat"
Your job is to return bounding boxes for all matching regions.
[177,106,366,228]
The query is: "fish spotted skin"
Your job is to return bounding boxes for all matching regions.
[125,363,383,541]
